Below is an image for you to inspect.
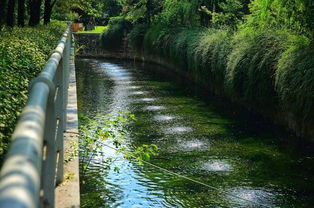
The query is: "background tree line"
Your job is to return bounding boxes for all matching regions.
[0,0,119,28]
[0,0,57,27]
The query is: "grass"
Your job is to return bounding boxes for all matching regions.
[78,26,108,34]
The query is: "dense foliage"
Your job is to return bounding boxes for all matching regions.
[100,17,132,50]
[0,21,66,158]
[100,0,314,135]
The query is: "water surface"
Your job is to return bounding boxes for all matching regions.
[76,58,314,208]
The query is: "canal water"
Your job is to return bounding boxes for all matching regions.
[76,58,314,208]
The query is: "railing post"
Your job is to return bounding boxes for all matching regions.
[40,83,57,208]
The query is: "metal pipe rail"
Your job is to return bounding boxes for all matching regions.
[0,23,73,208]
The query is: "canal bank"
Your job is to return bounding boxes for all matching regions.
[74,33,314,142]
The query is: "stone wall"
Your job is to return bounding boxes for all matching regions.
[74,33,127,58]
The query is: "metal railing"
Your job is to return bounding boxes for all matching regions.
[0,23,73,208]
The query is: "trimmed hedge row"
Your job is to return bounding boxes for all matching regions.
[0,21,66,157]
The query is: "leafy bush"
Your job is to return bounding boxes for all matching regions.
[0,21,66,158]
[154,0,199,26]
[101,17,132,50]
[245,0,314,36]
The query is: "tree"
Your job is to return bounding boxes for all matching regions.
[120,0,162,24]
[6,0,15,27]
[44,0,57,24]
[103,0,121,17]
[29,0,42,26]
[18,0,25,26]
[0,0,7,27]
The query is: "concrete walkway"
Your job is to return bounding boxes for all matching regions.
[55,49,80,208]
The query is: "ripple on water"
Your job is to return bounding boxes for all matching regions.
[227,187,276,207]
[164,126,193,134]
[143,106,166,111]
[200,160,232,172]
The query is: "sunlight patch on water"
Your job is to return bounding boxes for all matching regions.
[124,86,141,90]
[164,126,193,134]
[200,160,232,172]
[137,98,156,102]
[227,187,276,207]
[143,106,166,111]
[178,140,208,151]
[131,91,148,95]
[153,115,176,122]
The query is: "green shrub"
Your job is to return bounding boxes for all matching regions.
[226,29,288,104]
[0,21,66,158]
[276,35,314,117]
[101,18,132,50]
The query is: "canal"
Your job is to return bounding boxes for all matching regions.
[76,58,314,208]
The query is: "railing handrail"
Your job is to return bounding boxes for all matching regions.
[0,23,73,208]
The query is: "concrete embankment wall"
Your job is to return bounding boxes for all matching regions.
[74,33,314,142]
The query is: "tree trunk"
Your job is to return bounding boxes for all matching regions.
[6,0,15,27]
[44,0,56,24]
[0,0,7,26]
[29,0,42,26]
[18,0,25,26]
